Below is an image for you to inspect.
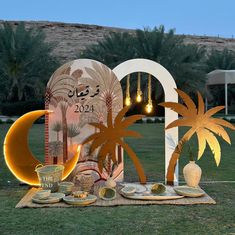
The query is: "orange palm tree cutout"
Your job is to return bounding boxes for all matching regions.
[83,106,147,184]
[159,89,235,185]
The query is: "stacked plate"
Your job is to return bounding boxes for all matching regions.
[63,194,97,206]
[32,192,65,204]
[173,185,205,197]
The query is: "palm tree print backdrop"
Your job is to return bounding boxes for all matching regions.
[45,59,123,183]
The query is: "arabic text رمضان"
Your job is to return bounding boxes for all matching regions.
[68,85,100,101]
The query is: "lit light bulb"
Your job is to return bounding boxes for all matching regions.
[136,94,142,103]
[125,97,131,106]
[145,103,153,113]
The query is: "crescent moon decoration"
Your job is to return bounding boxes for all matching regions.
[3,110,81,186]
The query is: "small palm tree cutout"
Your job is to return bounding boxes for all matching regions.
[67,123,80,146]
[159,89,235,185]
[83,106,147,184]
[50,121,63,164]
[52,121,62,141]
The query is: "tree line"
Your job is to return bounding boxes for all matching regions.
[0,23,234,115]
[81,26,235,114]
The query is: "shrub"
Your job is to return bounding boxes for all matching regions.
[0,100,44,116]
[229,118,235,123]
[154,118,164,123]
[0,119,4,124]
[35,117,45,124]
[0,22,59,103]
[5,119,14,124]
[146,118,154,123]
[136,119,143,124]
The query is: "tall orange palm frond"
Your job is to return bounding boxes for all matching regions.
[83,106,147,184]
[159,88,235,185]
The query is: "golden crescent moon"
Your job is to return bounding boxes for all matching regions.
[3,110,80,185]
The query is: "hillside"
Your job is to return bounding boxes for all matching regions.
[1,20,235,62]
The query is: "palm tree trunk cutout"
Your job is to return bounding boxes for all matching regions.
[117,139,146,184]
[60,102,68,163]
[167,129,195,185]
[106,95,113,175]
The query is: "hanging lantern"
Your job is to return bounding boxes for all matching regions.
[136,72,142,103]
[125,74,131,106]
[145,74,153,113]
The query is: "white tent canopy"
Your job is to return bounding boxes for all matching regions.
[206,70,235,115]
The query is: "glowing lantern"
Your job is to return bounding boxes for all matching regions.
[145,74,153,113]
[125,74,131,106]
[136,72,142,102]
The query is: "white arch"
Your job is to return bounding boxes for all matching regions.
[113,59,179,185]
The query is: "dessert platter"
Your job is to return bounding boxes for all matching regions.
[63,191,97,206]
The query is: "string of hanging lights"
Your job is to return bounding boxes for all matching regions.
[125,74,131,106]
[125,73,154,113]
[145,74,153,113]
[136,72,142,103]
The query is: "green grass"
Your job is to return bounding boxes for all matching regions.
[0,124,235,235]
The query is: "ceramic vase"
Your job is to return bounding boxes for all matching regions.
[183,161,202,187]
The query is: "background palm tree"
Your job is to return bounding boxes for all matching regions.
[206,48,235,108]
[207,48,235,71]
[159,89,235,185]
[81,32,135,68]
[67,123,80,146]
[81,26,207,102]
[0,22,58,102]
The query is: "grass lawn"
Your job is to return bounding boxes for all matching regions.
[0,123,234,235]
